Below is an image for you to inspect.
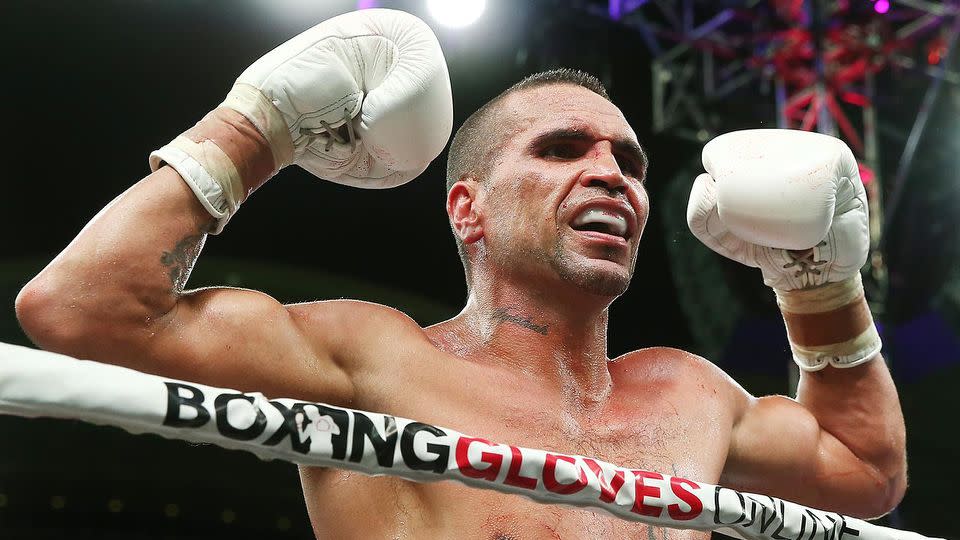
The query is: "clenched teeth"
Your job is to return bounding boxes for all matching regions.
[571,208,628,237]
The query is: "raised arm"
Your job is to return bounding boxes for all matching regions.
[723,352,905,518]
[15,9,452,403]
[14,134,317,393]
[687,129,906,517]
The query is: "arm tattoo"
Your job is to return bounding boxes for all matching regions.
[160,232,207,294]
[491,307,549,335]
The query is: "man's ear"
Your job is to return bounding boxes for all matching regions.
[447,178,484,244]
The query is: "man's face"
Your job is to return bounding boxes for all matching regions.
[476,84,650,297]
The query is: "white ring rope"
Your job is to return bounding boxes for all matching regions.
[0,343,939,540]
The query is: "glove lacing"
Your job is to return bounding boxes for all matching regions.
[299,107,356,152]
[782,241,828,278]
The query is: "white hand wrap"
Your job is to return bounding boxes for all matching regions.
[687,130,881,371]
[775,274,883,370]
[149,136,245,233]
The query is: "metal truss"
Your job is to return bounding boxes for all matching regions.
[601,1,958,145]
[609,0,765,142]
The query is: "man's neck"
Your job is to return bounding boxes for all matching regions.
[437,275,615,407]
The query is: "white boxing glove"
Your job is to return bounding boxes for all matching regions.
[687,129,881,371]
[150,9,453,231]
[688,129,868,290]
[223,8,453,187]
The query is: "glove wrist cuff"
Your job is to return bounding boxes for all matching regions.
[775,275,883,372]
[221,83,295,169]
[774,273,865,313]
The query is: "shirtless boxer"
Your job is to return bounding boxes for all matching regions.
[14,9,905,539]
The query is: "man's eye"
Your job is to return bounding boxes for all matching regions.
[616,156,637,176]
[542,144,580,159]
[616,155,643,180]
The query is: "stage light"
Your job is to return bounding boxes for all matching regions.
[426,0,485,28]
[874,0,890,14]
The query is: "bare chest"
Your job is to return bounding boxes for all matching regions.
[453,388,731,493]
[425,405,723,539]
[303,372,732,540]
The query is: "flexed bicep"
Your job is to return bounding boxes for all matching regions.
[722,390,900,519]
[143,287,355,406]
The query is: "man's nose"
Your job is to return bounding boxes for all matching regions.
[578,143,627,195]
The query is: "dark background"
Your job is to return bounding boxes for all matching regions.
[1,0,958,538]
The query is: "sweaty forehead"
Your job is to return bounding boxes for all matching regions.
[501,84,637,143]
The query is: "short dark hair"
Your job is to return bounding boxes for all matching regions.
[446,68,612,276]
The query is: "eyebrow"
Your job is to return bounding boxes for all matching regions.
[527,127,649,178]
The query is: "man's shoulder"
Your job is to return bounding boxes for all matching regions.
[610,346,735,388]
[609,347,749,422]
[611,346,710,368]
[284,299,430,342]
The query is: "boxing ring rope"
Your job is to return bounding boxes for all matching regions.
[0,343,938,540]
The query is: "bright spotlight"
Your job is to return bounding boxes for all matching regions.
[426,0,486,28]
